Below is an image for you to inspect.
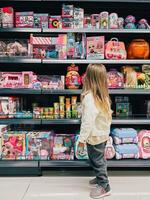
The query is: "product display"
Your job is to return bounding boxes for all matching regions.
[0,7,14,28]
[75,135,88,160]
[105,136,115,159]
[138,130,150,159]
[34,14,48,28]
[107,69,124,89]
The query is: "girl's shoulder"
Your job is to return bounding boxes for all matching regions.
[82,91,94,103]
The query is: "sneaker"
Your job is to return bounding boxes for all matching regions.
[90,185,111,199]
[89,178,97,187]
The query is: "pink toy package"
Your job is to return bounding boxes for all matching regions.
[138,130,150,159]
[1,132,26,160]
[49,16,62,29]
[15,12,34,28]
[107,69,124,89]
[0,7,14,28]
[91,14,100,29]
[86,36,105,60]
[56,34,67,59]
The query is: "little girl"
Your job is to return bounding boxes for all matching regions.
[78,64,112,199]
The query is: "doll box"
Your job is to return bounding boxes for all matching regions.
[1,132,26,160]
[15,12,34,28]
[0,7,14,28]
[49,16,62,29]
[138,130,150,159]
[34,14,48,28]
[75,135,88,160]
[62,5,74,18]
[86,36,105,60]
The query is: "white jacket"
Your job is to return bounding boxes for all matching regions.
[78,92,111,145]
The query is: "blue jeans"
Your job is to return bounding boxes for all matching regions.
[87,142,110,190]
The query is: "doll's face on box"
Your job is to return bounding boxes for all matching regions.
[88,41,96,53]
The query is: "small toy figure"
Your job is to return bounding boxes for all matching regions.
[109,13,118,29]
[117,17,124,29]
[91,14,100,29]
[125,15,136,29]
[100,12,109,29]
[137,19,150,29]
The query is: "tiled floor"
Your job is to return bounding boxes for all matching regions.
[0,176,150,200]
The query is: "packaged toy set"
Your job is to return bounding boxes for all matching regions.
[0,7,14,28]
[26,131,51,160]
[107,69,124,89]
[75,135,88,160]
[50,134,75,160]
[34,14,48,28]
[15,12,34,28]
[138,130,150,159]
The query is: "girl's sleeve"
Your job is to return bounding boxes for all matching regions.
[78,93,99,144]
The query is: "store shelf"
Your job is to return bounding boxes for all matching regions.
[40,160,150,168]
[112,119,150,125]
[109,89,150,94]
[0,58,41,64]
[0,160,39,168]
[43,0,150,2]
[43,28,150,33]
[42,119,81,124]
[0,28,41,33]
[42,89,81,94]
[0,119,41,125]
[0,89,41,94]
[43,59,150,64]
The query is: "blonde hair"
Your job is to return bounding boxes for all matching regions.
[81,64,112,120]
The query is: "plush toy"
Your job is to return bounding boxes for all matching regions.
[125,15,136,29]
[104,136,115,159]
[6,41,28,56]
[138,130,150,159]
[137,19,150,29]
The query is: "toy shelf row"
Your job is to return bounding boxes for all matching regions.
[0,160,150,168]
[0,118,150,125]
[2,28,150,33]
[0,89,149,95]
[2,58,150,64]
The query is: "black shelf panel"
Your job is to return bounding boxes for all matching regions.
[42,119,81,124]
[0,119,41,125]
[42,89,81,94]
[112,119,150,125]
[43,0,150,2]
[0,58,41,64]
[0,160,39,168]
[0,28,41,33]
[0,89,41,94]
[40,159,150,168]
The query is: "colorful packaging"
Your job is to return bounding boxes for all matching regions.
[0,7,14,28]
[33,107,41,119]
[49,16,62,29]
[15,12,34,28]
[86,36,105,60]
[75,135,88,160]
[26,131,51,160]
[56,34,67,59]
[74,8,84,29]
[138,130,150,159]
[105,38,127,60]
[34,14,48,28]
[91,14,100,29]
[107,69,124,89]
[84,15,92,29]
[62,5,74,18]
[54,103,59,119]
[62,18,74,29]
[59,104,65,119]
[74,33,86,59]
[1,132,26,160]
[100,12,109,29]
[109,13,118,29]
[104,136,115,159]
[50,134,75,160]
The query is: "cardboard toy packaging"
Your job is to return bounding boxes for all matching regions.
[34,14,48,28]
[0,7,14,28]
[49,16,62,29]
[1,132,26,160]
[86,36,105,59]
[15,12,34,28]
[62,5,74,18]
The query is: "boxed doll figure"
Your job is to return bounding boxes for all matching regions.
[15,12,34,28]
[26,131,51,160]
[34,14,48,28]
[56,34,67,59]
[62,5,74,18]
[86,36,105,59]
[49,16,62,29]
[62,18,74,29]
[50,134,75,160]
[0,7,14,28]
[74,8,84,29]
[1,132,26,160]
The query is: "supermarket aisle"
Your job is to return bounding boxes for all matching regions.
[0,176,150,200]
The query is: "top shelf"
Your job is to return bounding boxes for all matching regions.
[2,0,150,2]
[1,28,150,34]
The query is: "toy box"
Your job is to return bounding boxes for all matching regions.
[0,7,14,28]
[84,15,92,29]
[0,125,9,137]
[138,130,150,159]
[26,131,51,160]
[49,16,62,29]
[100,12,109,29]
[75,135,88,160]
[107,69,124,89]
[1,132,26,160]
[37,75,65,89]
[112,128,138,144]
[62,5,74,18]
[50,134,75,160]
[34,14,48,28]
[105,136,115,159]
[62,18,74,29]
[0,97,19,118]
[56,34,67,59]
[114,144,139,159]
[86,36,105,60]
[109,13,118,29]
[15,12,34,28]
[91,14,100,29]
[115,96,131,118]
[74,8,84,29]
